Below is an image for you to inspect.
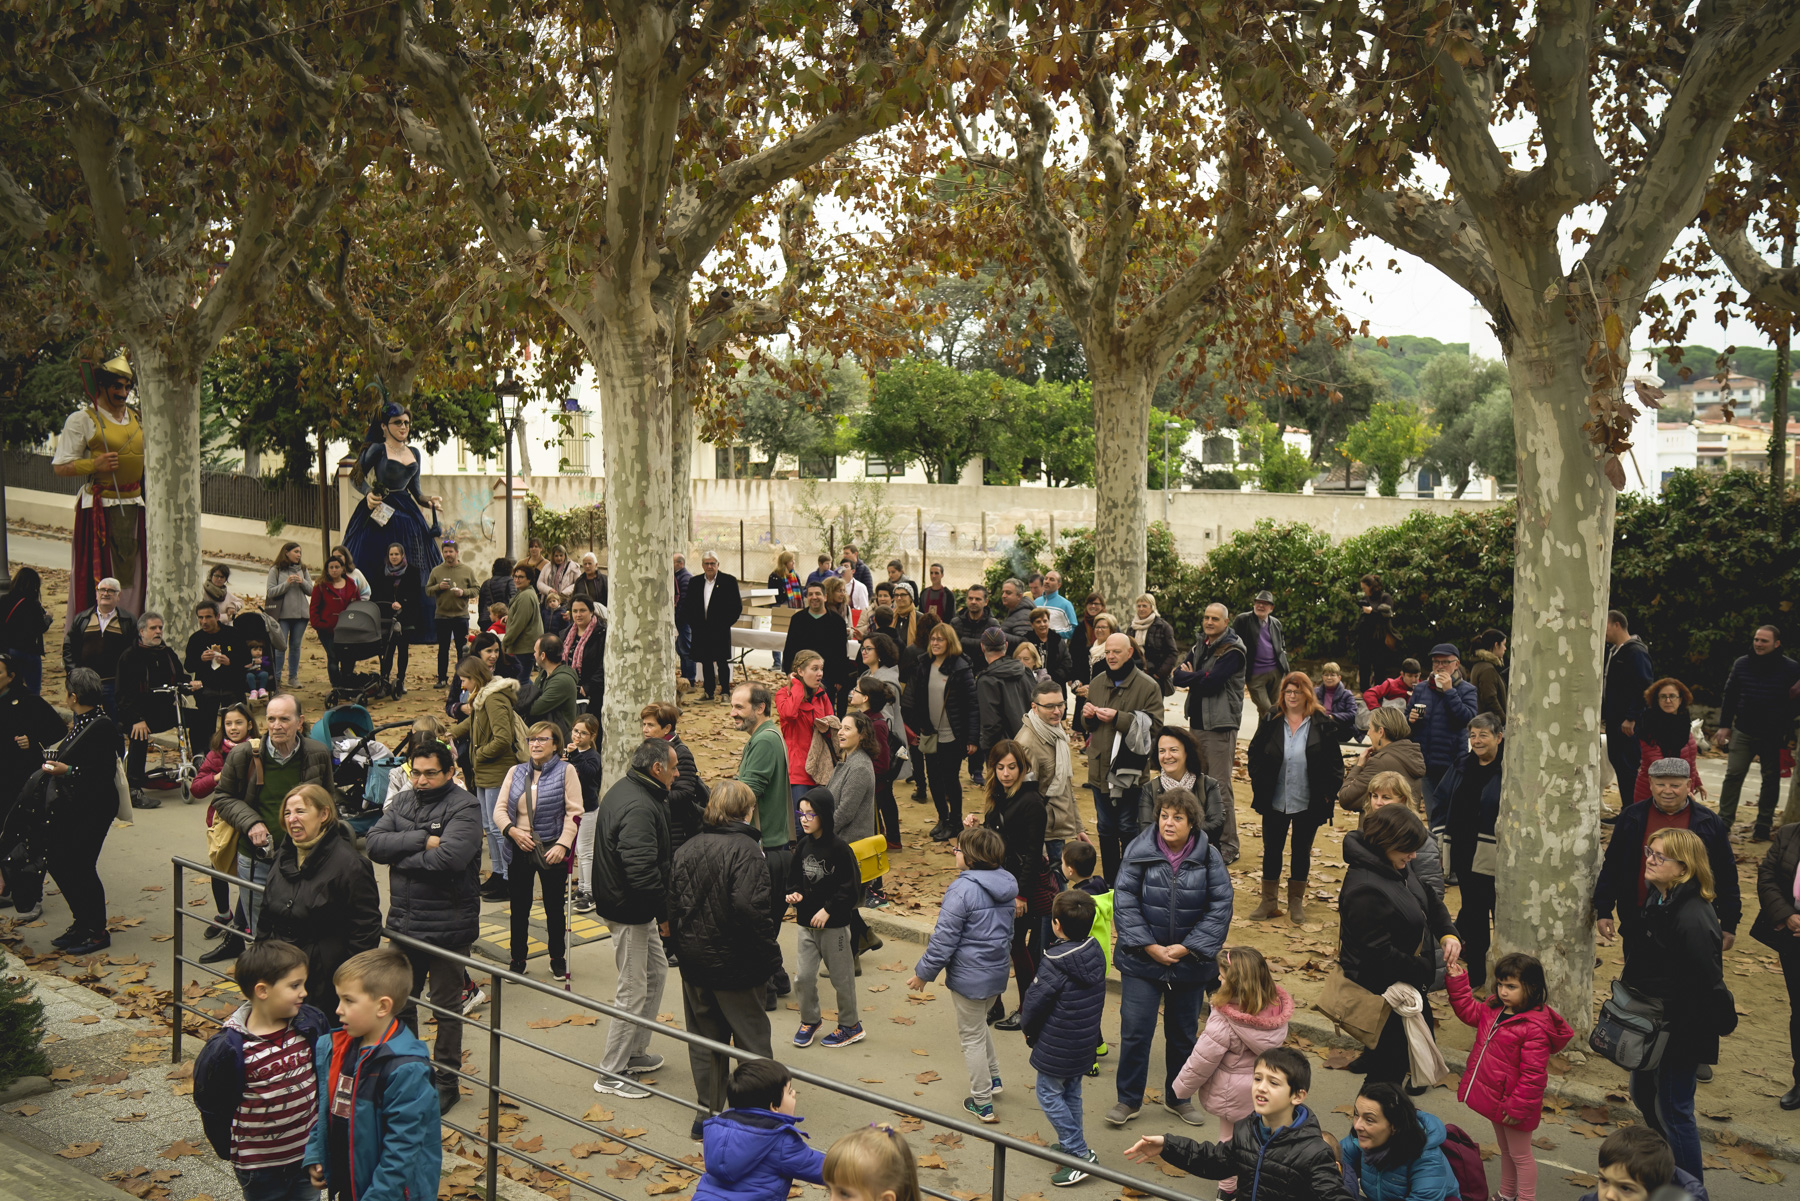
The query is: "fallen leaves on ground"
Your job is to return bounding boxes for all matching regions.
[917,1154,948,1170]
[8,1102,41,1116]
[527,1017,568,1030]
[606,1159,645,1180]
[914,1071,940,1084]
[859,1078,885,1084]
[114,1112,147,1123]
[512,1135,545,1152]
[582,1104,615,1123]
[931,1133,962,1148]
[94,1071,129,1085]
[49,1065,84,1080]
[571,1140,626,1158]
[890,1015,914,1026]
[1321,1048,1357,1070]
[158,1139,205,1160]
[57,1143,103,1159]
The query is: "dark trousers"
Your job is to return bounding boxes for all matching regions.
[680,979,773,1114]
[1458,871,1497,987]
[1008,912,1041,1009]
[124,712,194,786]
[924,744,965,826]
[1117,976,1205,1107]
[234,1162,318,1201]
[400,940,470,1089]
[380,638,410,687]
[1260,810,1322,883]
[699,657,732,698]
[876,778,900,848]
[763,845,793,990]
[191,691,243,751]
[1423,765,1449,830]
[436,617,470,681]
[1782,945,1800,1089]
[1718,726,1786,829]
[1631,1053,1702,1181]
[49,819,112,935]
[1606,722,1642,804]
[1089,785,1141,885]
[506,856,568,971]
[677,624,697,683]
[1363,1001,1435,1086]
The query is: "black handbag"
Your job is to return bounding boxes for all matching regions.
[1749,907,1799,953]
[1589,978,1670,1072]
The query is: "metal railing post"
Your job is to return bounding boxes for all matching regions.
[486,977,502,1201]
[171,860,184,1064]
[991,1143,1005,1201]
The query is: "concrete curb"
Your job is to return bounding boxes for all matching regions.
[860,908,1800,1165]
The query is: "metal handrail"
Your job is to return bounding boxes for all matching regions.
[171,855,1188,1201]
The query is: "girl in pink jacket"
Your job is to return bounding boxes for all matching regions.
[1447,952,1573,1201]
[1169,947,1293,1195]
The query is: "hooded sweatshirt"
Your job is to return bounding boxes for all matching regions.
[694,1109,825,1201]
[788,788,860,928]
[1172,986,1295,1120]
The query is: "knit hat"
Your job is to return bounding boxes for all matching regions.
[1646,758,1690,778]
[980,628,1008,652]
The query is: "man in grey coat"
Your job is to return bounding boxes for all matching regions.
[976,628,1036,755]
[1172,602,1245,864]
[366,739,484,1113]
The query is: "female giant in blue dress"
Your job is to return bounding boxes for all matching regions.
[343,402,441,647]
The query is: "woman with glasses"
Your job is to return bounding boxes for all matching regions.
[342,402,442,650]
[1246,670,1347,923]
[1623,828,1726,1183]
[493,721,581,983]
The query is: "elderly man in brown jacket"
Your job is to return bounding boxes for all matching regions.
[1080,632,1164,883]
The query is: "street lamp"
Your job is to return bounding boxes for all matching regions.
[1161,421,1183,525]
[496,367,525,559]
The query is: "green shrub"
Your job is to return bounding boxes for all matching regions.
[1189,520,1341,652]
[0,966,49,1088]
[983,525,1051,599]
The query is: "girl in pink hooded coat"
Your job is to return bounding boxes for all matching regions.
[1169,947,1293,1195]
[1447,951,1573,1201]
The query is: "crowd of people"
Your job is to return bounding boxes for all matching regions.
[5,542,1800,1201]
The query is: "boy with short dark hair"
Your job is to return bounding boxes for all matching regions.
[1021,890,1106,1186]
[303,947,440,1201]
[694,1058,826,1201]
[193,939,331,1201]
[1061,840,1113,1075]
[1124,1047,1352,1201]
[1581,1126,1707,1201]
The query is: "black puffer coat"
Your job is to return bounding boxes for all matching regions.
[1020,935,1107,1078]
[982,783,1049,907]
[1622,877,1726,1065]
[668,821,778,992]
[259,822,382,1020]
[1162,1106,1353,1201]
[667,735,707,853]
[1337,831,1457,995]
[365,782,483,949]
[0,685,64,793]
[590,768,672,927]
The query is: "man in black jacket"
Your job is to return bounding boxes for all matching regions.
[1231,590,1289,723]
[1595,757,1740,952]
[1713,623,1800,839]
[62,577,137,715]
[183,599,248,749]
[1602,610,1655,810]
[976,628,1035,755]
[366,740,484,1113]
[641,702,707,854]
[781,583,850,699]
[590,739,677,1101]
[677,551,743,701]
[951,585,1001,670]
[114,610,194,806]
[997,578,1038,652]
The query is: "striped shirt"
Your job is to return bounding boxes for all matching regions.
[231,1024,318,1169]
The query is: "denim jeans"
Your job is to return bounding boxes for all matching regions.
[476,785,506,879]
[234,1161,319,1201]
[278,618,307,681]
[236,852,274,937]
[1035,1072,1089,1158]
[1423,765,1450,830]
[1116,975,1205,1107]
[1631,1053,1702,1181]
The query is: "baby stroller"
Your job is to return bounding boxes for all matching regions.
[310,704,411,837]
[326,601,392,707]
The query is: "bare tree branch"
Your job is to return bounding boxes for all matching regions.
[1511,0,1610,220]
[0,160,49,240]
[1704,209,1800,315]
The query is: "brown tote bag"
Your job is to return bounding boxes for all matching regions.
[1316,969,1392,1047]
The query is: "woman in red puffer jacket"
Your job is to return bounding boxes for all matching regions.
[775,651,839,801]
[1447,952,1573,1201]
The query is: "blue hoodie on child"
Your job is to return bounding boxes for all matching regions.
[694,1110,825,1201]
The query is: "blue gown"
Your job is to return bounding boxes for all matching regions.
[343,443,440,644]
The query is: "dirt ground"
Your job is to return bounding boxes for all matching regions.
[17,546,1800,1176]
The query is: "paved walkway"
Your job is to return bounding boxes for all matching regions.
[0,1132,119,1201]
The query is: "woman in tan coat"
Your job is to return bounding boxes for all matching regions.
[448,654,523,898]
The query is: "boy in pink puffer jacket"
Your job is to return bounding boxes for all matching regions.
[1169,947,1293,1195]
[1447,951,1573,1201]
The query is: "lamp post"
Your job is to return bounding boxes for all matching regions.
[496,368,524,560]
[1161,421,1182,526]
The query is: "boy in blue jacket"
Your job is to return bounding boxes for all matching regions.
[1021,890,1106,1186]
[908,825,1016,1124]
[304,947,440,1201]
[695,1058,825,1201]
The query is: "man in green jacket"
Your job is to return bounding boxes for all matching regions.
[530,634,579,737]
[731,680,791,1007]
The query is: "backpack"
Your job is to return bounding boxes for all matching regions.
[1439,1123,1490,1201]
[509,709,532,762]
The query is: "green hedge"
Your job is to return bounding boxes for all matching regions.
[984,471,1798,701]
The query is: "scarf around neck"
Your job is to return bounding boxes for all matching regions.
[1022,710,1073,802]
[385,553,409,580]
[1131,604,1158,634]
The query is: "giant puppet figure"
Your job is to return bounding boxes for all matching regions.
[51,352,147,626]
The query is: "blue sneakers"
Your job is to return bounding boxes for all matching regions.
[821,1024,865,1048]
[964,1097,997,1124]
[793,1022,822,1047]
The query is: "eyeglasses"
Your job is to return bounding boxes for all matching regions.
[96,587,120,595]
[411,768,446,780]
[1643,848,1679,866]
[795,808,817,820]
[528,735,556,745]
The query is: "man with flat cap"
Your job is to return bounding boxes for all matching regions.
[52,351,147,624]
[1594,755,1740,953]
[1231,589,1289,723]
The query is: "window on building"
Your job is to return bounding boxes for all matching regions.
[559,409,591,474]
[865,454,898,479]
[1416,468,1441,498]
[798,454,838,480]
[715,446,751,478]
